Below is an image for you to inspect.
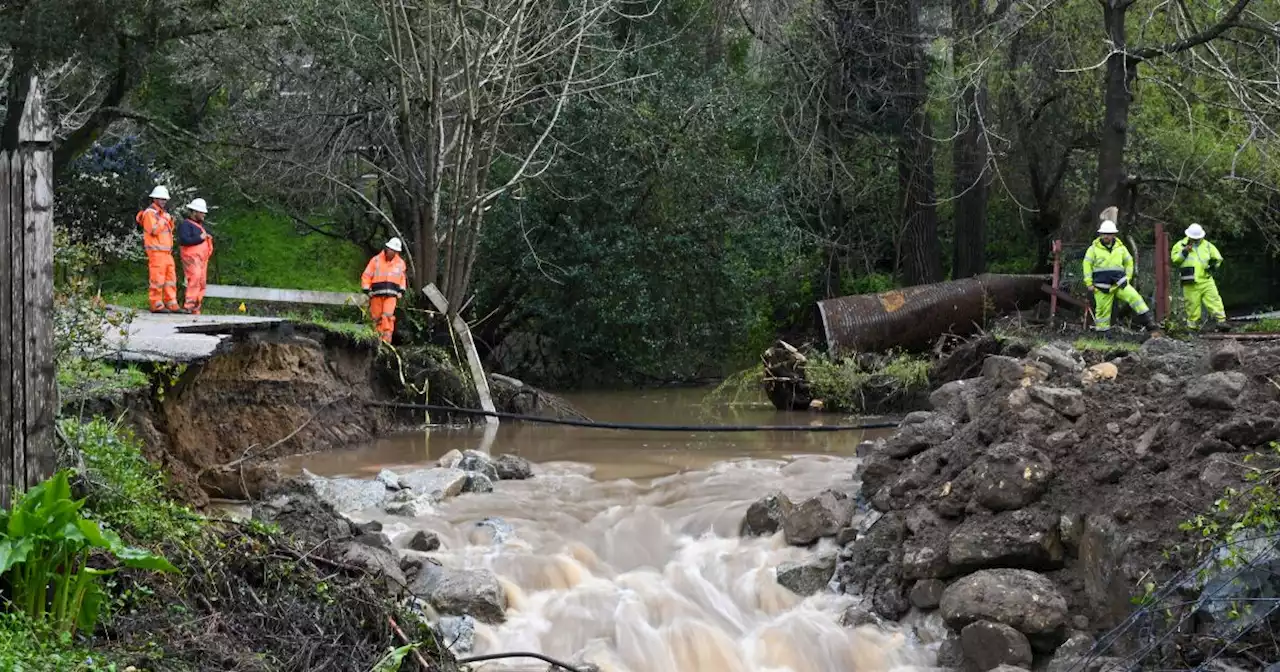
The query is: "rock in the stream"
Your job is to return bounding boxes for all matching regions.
[462,472,494,494]
[410,564,508,624]
[1031,344,1083,374]
[384,491,436,518]
[493,454,534,480]
[936,637,965,669]
[404,529,441,552]
[940,569,1068,637]
[839,605,887,629]
[776,550,837,596]
[1028,386,1086,419]
[470,517,516,545]
[909,579,945,610]
[884,412,957,459]
[783,490,853,545]
[457,450,500,481]
[435,615,476,655]
[437,449,464,468]
[376,469,405,491]
[353,530,392,550]
[399,468,469,500]
[341,541,406,592]
[961,620,1033,672]
[741,493,795,537]
[300,470,389,513]
[1186,371,1248,411]
[958,443,1053,512]
[948,510,1064,571]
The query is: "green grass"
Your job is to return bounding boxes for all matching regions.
[100,207,367,304]
[805,351,931,412]
[1073,337,1141,353]
[1243,317,1280,333]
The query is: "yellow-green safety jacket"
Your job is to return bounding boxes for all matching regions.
[1171,238,1223,284]
[1083,237,1134,292]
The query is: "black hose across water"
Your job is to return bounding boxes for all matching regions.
[366,401,901,432]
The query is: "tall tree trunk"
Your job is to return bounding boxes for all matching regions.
[951,0,989,279]
[897,0,942,286]
[1091,2,1134,224]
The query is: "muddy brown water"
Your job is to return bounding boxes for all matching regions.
[282,389,940,671]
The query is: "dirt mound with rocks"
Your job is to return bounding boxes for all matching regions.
[748,335,1280,671]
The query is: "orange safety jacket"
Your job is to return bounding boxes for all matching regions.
[361,254,407,297]
[136,204,175,252]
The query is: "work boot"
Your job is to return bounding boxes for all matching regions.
[1140,311,1156,331]
[1213,321,1231,333]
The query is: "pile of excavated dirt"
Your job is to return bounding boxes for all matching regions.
[747,335,1280,672]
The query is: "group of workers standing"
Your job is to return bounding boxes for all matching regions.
[136,185,214,315]
[1084,218,1226,334]
[135,184,408,343]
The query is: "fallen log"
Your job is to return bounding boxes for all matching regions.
[816,274,1049,354]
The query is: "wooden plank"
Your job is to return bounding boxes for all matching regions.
[0,152,13,507]
[423,283,498,431]
[21,120,55,488]
[7,151,24,504]
[203,284,367,306]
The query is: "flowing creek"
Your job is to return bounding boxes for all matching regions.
[280,389,941,671]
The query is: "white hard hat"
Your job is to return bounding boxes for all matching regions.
[1185,223,1206,240]
[1098,220,1119,234]
[385,237,403,252]
[149,185,170,200]
[186,198,208,214]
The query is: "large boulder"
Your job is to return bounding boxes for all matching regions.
[456,450,500,481]
[783,490,854,545]
[961,620,1033,671]
[902,541,952,580]
[884,412,957,459]
[909,579,945,610]
[341,541,407,592]
[1030,344,1084,374]
[776,550,837,596]
[399,468,469,500]
[493,454,534,480]
[384,491,436,518]
[300,470,389,514]
[1186,371,1248,411]
[1028,386,1086,419]
[410,565,508,624]
[939,569,1068,637]
[1213,416,1280,448]
[930,378,983,421]
[958,443,1053,512]
[833,514,909,620]
[948,510,1065,571]
[1209,339,1244,372]
[741,493,795,537]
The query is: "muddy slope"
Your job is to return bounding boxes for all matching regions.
[824,336,1277,668]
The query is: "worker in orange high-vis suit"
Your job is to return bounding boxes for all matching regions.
[178,198,214,315]
[361,237,408,343]
[136,186,181,313]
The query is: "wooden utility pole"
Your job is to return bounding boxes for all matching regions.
[0,76,56,507]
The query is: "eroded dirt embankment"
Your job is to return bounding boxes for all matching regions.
[72,326,493,506]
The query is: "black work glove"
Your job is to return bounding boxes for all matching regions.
[1183,244,1193,256]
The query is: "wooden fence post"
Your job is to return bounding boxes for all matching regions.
[0,76,56,507]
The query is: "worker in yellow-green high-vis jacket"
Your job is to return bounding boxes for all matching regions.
[1171,223,1226,330]
[1083,219,1154,333]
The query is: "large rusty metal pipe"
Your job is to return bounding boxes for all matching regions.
[817,274,1050,354]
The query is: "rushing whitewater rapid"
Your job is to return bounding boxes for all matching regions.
[369,454,941,672]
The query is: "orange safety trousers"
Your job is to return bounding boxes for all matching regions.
[369,295,398,343]
[181,244,211,314]
[146,251,179,311]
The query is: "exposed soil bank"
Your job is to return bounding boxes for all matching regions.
[68,324,577,506]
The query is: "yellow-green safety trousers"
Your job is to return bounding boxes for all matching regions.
[1171,237,1225,328]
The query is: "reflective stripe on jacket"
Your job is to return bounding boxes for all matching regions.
[362,254,407,297]
[1082,237,1133,290]
[1171,237,1222,284]
[136,204,174,252]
